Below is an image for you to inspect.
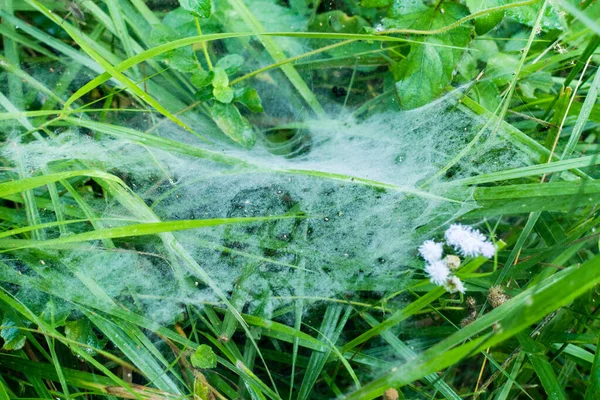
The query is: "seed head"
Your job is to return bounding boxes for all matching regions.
[488,286,508,308]
[445,254,461,270]
[461,310,477,327]
[383,388,399,400]
[465,296,477,309]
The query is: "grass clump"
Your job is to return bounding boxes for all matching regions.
[1,0,600,399]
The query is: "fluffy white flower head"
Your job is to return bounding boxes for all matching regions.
[479,241,496,258]
[444,276,466,294]
[444,224,495,258]
[425,260,450,286]
[418,240,443,263]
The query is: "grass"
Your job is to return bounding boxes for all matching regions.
[1,0,600,399]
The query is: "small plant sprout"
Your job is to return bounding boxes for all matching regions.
[419,224,496,293]
[418,240,443,263]
[444,224,496,258]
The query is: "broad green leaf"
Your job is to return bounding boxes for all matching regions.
[487,53,554,96]
[213,85,234,103]
[466,0,504,35]
[211,67,229,87]
[179,0,212,19]
[520,71,554,98]
[1,312,26,350]
[487,52,519,86]
[191,70,213,88]
[360,0,393,9]
[191,344,217,369]
[309,11,369,33]
[215,54,244,74]
[163,7,197,36]
[195,86,214,101]
[457,52,478,80]
[65,320,107,356]
[387,0,426,16]
[210,102,256,148]
[387,3,472,109]
[234,87,264,113]
[471,37,499,62]
[149,24,197,72]
[507,1,565,31]
[35,296,71,329]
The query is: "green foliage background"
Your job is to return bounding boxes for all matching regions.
[1,0,600,399]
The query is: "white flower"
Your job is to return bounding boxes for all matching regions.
[444,224,495,258]
[418,240,443,263]
[479,241,496,258]
[444,276,466,294]
[424,260,450,286]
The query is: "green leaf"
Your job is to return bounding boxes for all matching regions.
[213,85,234,103]
[215,54,244,74]
[518,333,567,400]
[308,11,369,33]
[470,80,501,111]
[0,216,299,250]
[193,375,212,399]
[506,2,565,31]
[179,0,212,19]
[191,344,217,369]
[387,3,472,109]
[466,0,504,35]
[64,320,107,356]
[471,38,498,62]
[520,71,554,98]
[487,52,519,86]
[361,0,393,9]
[191,70,213,88]
[1,312,26,351]
[0,379,10,400]
[163,7,197,36]
[234,87,264,113]
[210,102,256,148]
[457,52,477,81]
[37,298,71,329]
[195,86,214,101]
[387,0,428,20]
[13,288,71,329]
[211,67,229,87]
[150,24,197,72]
